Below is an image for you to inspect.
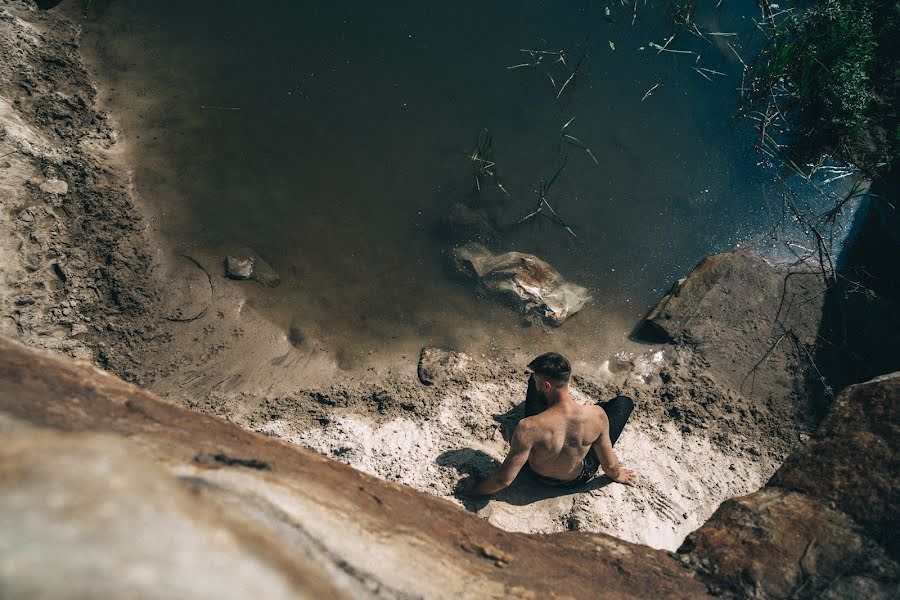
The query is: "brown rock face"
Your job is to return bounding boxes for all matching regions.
[0,335,707,599]
[1,334,896,598]
[770,372,900,559]
[681,373,900,599]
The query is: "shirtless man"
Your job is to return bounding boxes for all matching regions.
[459,352,635,496]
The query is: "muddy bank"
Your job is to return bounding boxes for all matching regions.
[0,0,163,383]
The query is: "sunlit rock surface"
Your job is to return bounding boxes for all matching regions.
[449,242,591,325]
[638,249,825,346]
[1,334,896,598]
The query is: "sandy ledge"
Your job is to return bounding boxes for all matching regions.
[1,0,828,551]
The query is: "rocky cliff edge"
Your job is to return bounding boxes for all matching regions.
[1,334,897,599]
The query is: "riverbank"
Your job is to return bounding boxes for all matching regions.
[0,0,163,382]
[0,0,832,551]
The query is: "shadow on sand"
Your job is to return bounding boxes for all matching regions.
[436,448,613,512]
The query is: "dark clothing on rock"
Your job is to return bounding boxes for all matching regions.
[524,375,633,487]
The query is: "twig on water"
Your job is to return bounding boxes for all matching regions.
[562,134,600,165]
[556,52,587,100]
[689,23,710,43]
[516,156,580,240]
[200,105,241,111]
[468,129,498,192]
[656,34,675,53]
[725,42,747,68]
[557,117,599,165]
[641,83,660,102]
[649,43,695,55]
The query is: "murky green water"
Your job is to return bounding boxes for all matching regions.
[76,0,844,366]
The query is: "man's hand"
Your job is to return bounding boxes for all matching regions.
[611,467,635,486]
[455,474,482,497]
[455,424,534,498]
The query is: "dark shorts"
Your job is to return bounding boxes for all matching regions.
[529,449,601,487]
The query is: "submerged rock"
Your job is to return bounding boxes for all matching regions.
[448,243,590,325]
[224,248,280,287]
[440,203,501,246]
[225,254,253,280]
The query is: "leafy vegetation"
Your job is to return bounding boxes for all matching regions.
[746,0,899,178]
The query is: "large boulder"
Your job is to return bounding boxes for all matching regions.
[637,250,824,344]
[636,249,828,403]
[448,243,591,325]
[769,372,900,558]
[680,372,900,598]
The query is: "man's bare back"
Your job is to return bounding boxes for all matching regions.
[522,402,612,482]
[460,353,635,497]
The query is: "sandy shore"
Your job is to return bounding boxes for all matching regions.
[1,0,826,551]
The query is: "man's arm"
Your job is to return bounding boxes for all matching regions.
[591,412,635,486]
[462,423,534,496]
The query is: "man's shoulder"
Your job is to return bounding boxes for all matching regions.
[515,414,553,441]
[516,415,539,434]
[584,404,609,431]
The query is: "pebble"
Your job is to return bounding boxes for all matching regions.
[39,178,68,195]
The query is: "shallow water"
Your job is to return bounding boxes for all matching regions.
[78,0,848,367]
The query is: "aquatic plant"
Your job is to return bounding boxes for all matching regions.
[516,156,580,240]
[468,129,497,192]
[558,117,599,165]
[508,45,589,101]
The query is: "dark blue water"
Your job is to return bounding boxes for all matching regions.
[80,0,845,365]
